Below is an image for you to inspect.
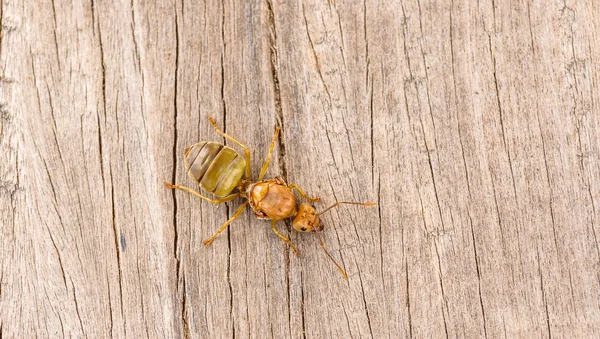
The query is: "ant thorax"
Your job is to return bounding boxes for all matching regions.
[246,177,297,220]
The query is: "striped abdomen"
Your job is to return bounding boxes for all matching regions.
[184,142,246,197]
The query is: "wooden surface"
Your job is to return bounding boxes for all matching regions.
[1,0,599,337]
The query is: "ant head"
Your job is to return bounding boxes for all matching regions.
[292,203,324,233]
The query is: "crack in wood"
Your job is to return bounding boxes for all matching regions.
[108,165,126,337]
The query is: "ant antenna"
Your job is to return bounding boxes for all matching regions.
[318,201,377,216]
[314,229,348,280]
[315,201,376,280]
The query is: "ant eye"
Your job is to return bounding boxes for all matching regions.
[301,227,307,231]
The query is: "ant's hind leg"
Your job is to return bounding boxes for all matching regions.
[271,220,299,255]
[209,117,252,179]
[165,183,239,204]
[288,184,320,202]
[203,202,248,245]
[258,126,280,180]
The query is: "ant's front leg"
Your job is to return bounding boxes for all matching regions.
[288,184,320,202]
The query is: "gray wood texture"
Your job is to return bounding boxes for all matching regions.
[1,0,599,337]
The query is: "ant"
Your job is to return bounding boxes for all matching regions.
[166,117,375,279]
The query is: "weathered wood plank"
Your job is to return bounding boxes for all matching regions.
[1,0,599,338]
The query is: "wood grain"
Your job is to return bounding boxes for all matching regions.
[1,0,599,337]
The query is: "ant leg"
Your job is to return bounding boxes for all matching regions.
[318,201,377,215]
[271,220,299,255]
[288,184,320,202]
[165,183,239,204]
[258,126,280,180]
[203,202,249,245]
[209,117,252,179]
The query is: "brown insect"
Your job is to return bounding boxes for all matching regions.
[166,117,375,279]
